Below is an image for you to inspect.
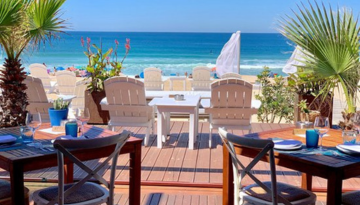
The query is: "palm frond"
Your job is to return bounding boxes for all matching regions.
[279,1,360,113]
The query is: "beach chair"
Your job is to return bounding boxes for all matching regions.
[33,132,130,205]
[218,128,316,205]
[221,72,242,79]
[0,179,30,205]
[144,67,164,90]
[102,76,154,146]
[205,78,258,148]
[24,76,52,123]
[191,66,212,91]
[29,63,57,93]
[70,79,90,111]
[55,70,77,95]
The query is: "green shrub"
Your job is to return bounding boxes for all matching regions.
[255,67,295,123]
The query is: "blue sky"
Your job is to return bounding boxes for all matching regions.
[62,0,360,33]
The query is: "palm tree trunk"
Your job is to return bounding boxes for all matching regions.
[0,58,28,127]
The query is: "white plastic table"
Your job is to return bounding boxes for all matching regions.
[148,95,200,149]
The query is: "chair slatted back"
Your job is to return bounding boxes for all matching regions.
[144,67,163,90]
[104,77,152,123]
[29,63,52,91]
[208,79,256,125]
[70,79,89,110]
[218,128,292,205]
[221,72,242,79]
[192,66,212,91]
[52,131,130,205]
[24,76,51,122]
[55,71,76,95]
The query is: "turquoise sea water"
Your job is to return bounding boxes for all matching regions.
[3,32,295,76]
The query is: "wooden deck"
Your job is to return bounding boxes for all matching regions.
[1,121,360,204]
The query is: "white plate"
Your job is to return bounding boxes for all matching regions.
[274,139,302,150]
[336,145,360,155]
[274,144,303,150]
[0,135,17,144]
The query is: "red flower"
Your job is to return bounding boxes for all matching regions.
[115,39,119,45]
[125,38,131,50]
[81,37,84,47]
[87,37,91,44]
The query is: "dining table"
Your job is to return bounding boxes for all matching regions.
[222,127,360,205]
[0,124,142,205]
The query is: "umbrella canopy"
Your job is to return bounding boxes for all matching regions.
[282,46,307,74]
[56,66,65,71]
[215,31,241,77]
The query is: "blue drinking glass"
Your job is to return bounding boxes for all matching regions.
[65,120,78,138]
[306,129,319,148]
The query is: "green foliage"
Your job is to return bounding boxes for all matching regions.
[0,0,66,127]
[279,2,360,113]
[298,100,309,114]
[82,38,130,92]
[53,98,70,110]
[255,67,295,123]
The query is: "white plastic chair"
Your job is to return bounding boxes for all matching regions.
[205,78,258,148]
[102,76,154,146]
[191,66,212,91]
[218,128,316,205]
[221,72,242,79]
[144,67,163,91]
[29,63,57,93]
[24,76,52,123]
[33,132,130,205]
[55,70,77,95]
[70,79,89,111]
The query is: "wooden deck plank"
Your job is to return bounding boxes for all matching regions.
[194,123,210,183]
[148,121,180,181]
[163,122,187,182]
[178,121,199,182]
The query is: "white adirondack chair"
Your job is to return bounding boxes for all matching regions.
[69,79,89,111]
[55,70,76,95]
[191,66,212,91]
[221,72,242,79]
[24,76,52,122]
[144,67,163,91]
[102,76,154,146]
[29,63,57,93]
[205,79,258,147]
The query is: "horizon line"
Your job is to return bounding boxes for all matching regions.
[64,30,280,34]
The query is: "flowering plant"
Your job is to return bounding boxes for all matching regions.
[81,37,130,92]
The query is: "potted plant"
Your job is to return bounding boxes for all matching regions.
[82,37,130,124]
[280,2,360,126]
[48,98,70,126]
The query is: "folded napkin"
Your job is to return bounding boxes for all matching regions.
[338,145,360,153]
[39,128,64,135]
[0,135,17,144]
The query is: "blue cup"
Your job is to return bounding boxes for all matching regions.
[306,129,319,148]
[65,120,78,138]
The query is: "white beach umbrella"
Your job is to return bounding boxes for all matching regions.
[282,46,307,74]
[215,31,241,77]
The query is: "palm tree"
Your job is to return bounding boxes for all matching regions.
[0,0,66,127]
[279,2,360,114]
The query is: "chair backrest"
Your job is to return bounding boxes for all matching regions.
[103,76,153,123]
[218,128,292,205]
[55,70,76,95]
[29,63,52,90]
[24,76,51,122]
[70,79,89,110]
[191,66,212,91]
[144,67,163,90]
[221,72,242,79]
[208,78,257,126]
[53,131,130,205]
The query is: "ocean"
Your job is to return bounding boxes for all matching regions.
[6,32,295,76]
